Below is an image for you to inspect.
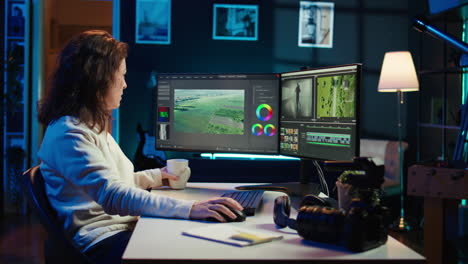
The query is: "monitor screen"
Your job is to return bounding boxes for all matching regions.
[155,73,280,154]
[279,64,361,160]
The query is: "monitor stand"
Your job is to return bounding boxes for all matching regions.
[235,158,322,198]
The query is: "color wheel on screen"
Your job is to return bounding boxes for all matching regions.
[256,104,273,121]
[264,124,276,136]
[251,124,263,136]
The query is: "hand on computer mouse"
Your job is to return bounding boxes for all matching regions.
[189,197,243,222]
[206,207,246,223]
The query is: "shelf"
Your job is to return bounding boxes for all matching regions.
[418,68,468,75]
[6,132,25,136]
[418,123,460,130]
[6,36,24,40]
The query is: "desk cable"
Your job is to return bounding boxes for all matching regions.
[313,160,329,197]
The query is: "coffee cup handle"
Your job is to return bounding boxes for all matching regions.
[181,167,191,178]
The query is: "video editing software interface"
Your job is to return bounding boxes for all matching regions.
[156,73,280,154]
[279,64,361,161]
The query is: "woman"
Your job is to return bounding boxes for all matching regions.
[37,30,242,263]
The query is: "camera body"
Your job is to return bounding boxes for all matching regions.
[274,157,390,252]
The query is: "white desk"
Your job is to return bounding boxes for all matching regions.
[123,183,425,264]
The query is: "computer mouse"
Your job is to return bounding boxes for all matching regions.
[206,207,246,222]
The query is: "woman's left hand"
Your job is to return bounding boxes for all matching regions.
[160,167,179,185]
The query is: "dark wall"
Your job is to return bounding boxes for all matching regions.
[0,0,4,211]
[120,0,274,158]
[269,0,425,148]
[119,0,428,179]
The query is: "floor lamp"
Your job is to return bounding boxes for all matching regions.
[378,51,419,231]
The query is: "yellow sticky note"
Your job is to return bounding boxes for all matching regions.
[231,231,273,244]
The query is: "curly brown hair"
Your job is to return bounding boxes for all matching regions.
[38,30,128,133]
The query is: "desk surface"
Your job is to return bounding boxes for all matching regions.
[123,183,425,264]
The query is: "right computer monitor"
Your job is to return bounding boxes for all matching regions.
[279,64,361,161]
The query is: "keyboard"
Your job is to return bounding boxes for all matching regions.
[221,190,264,216]
[235,182,322,197]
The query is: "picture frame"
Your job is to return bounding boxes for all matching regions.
[298,1,334,48]
[7,1,26,37]
[135,0,171,44]
[213,4,258,41]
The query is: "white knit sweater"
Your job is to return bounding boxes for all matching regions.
[38,116,194,251]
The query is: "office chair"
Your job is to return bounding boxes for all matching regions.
[20,165,94,264]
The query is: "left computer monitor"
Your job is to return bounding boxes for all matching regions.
[155,73,280,154]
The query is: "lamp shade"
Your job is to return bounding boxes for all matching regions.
[378,51,419,92]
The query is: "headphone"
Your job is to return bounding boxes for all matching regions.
[274,195,346,243]
[273,194,389,251]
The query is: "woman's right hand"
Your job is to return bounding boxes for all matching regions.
[189,197,243,222]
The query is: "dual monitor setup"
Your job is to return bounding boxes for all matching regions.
[155,64,361,196]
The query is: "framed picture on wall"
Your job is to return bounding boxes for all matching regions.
[298,1,334,48]
[213,4,258,41]
[7,1,26,37]
[135,0,171,44]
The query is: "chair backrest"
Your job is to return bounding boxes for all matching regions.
[20,165,94,264]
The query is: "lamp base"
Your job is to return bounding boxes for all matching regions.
[389,216,411,232]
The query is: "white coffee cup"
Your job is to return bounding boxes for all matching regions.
[167,159,191,189]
